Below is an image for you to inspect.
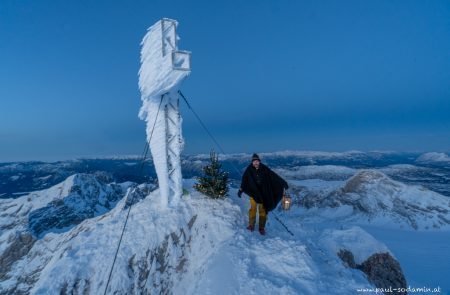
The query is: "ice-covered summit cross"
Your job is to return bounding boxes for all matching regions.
[138,18,191,208]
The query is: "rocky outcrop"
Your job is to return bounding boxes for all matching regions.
[338,249,407,295]
[359,253,407,294]
[126,215,197,294]
[0,232,35,281]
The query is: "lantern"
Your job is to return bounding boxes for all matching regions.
[282,192,292,211]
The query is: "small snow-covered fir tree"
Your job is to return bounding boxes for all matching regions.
[194,151,229,199]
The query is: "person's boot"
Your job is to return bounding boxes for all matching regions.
[259,228,266,235]
[247,224,255,232]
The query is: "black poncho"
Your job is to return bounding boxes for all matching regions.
[240,163,288,212]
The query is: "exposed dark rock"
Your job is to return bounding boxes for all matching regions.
[126,214,197,295]
[337,249,407,295]
[0,232,36,280]
[337,249,356,268]
[358,253,407,295]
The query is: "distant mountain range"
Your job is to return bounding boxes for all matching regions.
[1,151,449,199]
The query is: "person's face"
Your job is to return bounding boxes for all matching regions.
[252,160,260,169]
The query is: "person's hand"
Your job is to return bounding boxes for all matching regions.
[238,190,243,198]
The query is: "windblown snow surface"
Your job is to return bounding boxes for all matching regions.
[1,168,449,294]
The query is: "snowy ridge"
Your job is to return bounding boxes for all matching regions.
[0,174,133,266]
[0,175,133,293]
[299,170,450,230]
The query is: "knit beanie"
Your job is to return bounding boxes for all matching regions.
[251,153,260,162]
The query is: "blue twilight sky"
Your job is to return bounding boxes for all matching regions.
[1,0,449,162]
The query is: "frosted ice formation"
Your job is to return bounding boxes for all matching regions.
[138,18,191,208]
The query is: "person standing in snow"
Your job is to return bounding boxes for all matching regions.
[238,153,288,235]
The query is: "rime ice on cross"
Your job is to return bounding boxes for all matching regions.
[138,18,191,208]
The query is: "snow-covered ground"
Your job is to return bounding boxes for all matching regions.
[1,167,449,294]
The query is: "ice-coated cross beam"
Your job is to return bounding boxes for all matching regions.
[138,18,191,208]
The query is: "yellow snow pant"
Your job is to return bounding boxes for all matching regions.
[249,197,267,229]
